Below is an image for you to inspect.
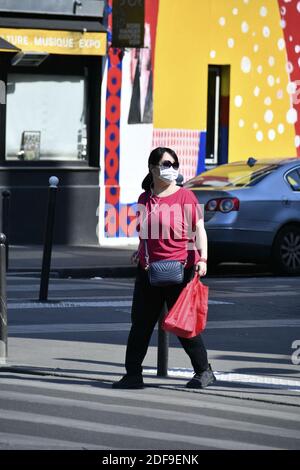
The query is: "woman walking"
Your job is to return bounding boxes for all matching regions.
[113,147,216,389]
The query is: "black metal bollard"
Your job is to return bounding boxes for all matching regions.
[157,303,169,377]
[2,190,10,270]
[0,233,7,364]
[39,176,59,301]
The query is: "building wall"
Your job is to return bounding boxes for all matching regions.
[154,0,297,162]
[98,0,300,245]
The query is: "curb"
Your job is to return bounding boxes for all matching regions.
[8,266,137,279]
[1,366,298,406]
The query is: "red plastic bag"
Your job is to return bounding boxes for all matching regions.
[162,274,209,338]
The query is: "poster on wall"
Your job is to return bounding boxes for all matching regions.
[127,25,153,124]
[100,0,158,244]
[112,0,145,48]
[118,0,158,206]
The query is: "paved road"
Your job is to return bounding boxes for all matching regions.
[0,273,300,450]
[1,372,299,450]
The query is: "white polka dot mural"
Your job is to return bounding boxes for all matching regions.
[241,21,249,33]
[262,26,270,37]
[264,109,274,123]
[228,38,235,48]
[278,38,285,50]
[280,19,286,28]
[241,56,251,73]
[264,97,272,106]
[268,56,275,66]
[213,0,299,156]
[260,6,268,17]
[268,129,276,140]
[286,108,297,124]
[234,95,243,107]
[256,131,263,141]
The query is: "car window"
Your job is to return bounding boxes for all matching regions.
[185,163,280,188]
[286,168,300,191]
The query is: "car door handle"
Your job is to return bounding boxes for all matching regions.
[281,197,291,206]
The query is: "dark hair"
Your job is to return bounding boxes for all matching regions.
[141,147,179,191]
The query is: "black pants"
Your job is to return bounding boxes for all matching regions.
[125,265,209,376]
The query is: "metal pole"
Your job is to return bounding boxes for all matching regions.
[39,176,59,302]
[0,233,7,364]
[2,190,10,271]
[157,302,169,377]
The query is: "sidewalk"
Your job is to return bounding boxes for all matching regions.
[2,250,300,406]
[8,244,138,278]
[4,334,300,405]
[7,244,272,278]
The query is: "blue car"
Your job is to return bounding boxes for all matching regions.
[184,158,300,275]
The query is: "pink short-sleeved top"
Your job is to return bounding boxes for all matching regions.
[137,187,203,269]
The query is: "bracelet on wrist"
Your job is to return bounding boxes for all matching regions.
[199,258,207,263]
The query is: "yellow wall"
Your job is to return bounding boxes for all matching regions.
[153,0,210,130]
[153,0,296,162]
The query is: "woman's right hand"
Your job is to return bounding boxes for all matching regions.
[131,251,139,265]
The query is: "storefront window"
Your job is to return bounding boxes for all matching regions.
[5,73,87,161]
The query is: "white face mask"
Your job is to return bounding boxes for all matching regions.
[158,167,179,183]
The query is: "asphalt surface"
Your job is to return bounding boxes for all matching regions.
[7,244,275,278]
[0,272,300,451]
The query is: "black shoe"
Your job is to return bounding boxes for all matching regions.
[112,375,144,389]
[186,365,216,389]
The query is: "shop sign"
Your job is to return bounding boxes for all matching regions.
[0,28,107,55]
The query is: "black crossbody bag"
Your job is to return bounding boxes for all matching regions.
[144,240,186,286]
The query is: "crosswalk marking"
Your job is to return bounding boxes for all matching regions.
[0,409,280,450]
[0,432,109,450]
[7,298,234,309]
[146,368,300,392]
[0,390,298,441]
[8,300,133,308]
[213,290,300,298]
[0,375,298,421]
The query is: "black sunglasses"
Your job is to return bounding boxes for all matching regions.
[159,160,179,170]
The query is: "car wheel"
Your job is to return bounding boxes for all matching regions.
[272,225,300,275]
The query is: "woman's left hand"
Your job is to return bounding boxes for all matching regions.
[196,261,207,277]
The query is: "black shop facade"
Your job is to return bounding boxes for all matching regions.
[0,2,106,245]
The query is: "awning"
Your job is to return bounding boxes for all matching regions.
[0,15,107,56]
[0,16,106,33]
[0,27,107,56]
[0,36,20,53]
